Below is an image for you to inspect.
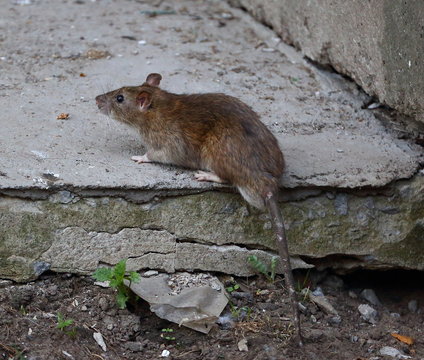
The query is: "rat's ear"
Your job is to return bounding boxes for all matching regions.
[145,73,162,87]
[137,91,152,112]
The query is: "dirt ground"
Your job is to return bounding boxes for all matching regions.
[0,270,423,360]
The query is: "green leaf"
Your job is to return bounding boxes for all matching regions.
[128,271,141,283]
[114,259,127,281]
[247,255,272,280]
[116,291,129,309]
[92,267,113,282]
[62,319,74,327]
[109,278,121,289]
[56,312,74,330]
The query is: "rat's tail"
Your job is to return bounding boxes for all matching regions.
[265,191,303,346]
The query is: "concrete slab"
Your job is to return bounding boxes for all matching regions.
[0,0,422,193]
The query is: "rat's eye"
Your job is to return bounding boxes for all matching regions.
[116,94,124,103]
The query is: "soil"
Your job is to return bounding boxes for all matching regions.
[1,270,423,360]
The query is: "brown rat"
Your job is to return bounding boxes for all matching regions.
[96,73,302,344]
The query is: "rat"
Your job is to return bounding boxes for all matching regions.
[96,73,302,345]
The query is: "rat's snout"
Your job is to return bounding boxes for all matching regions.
[95,95,104,107]
[95,94,110,115]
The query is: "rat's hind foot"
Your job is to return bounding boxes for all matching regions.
[194,171,225,184]
[131,154,151,164]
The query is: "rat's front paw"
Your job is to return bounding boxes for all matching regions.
[194,171,225,183]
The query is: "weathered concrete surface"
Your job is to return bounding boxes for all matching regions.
[1,174,423,282]
[0,0,422,191]
[228,0,424,123]
[0,0,423,281]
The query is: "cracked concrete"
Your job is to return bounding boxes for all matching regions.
[0,0,423,281]
[1,175,423,282]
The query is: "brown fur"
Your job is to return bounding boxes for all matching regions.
[96,74,284,209]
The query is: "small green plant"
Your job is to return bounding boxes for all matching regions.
[92,259,141,309]
[160,328,176,341]
[295,268,312,293]
[19,305,27,316]
[56,312,77,337]
[247,255,278,282]
[229,303,252,321]
[225,283,240,293]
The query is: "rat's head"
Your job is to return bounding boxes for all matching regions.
[95,73,162,126]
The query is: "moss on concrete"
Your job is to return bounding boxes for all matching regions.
[1,175,423,282]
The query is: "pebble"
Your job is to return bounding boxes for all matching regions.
[379,346,411,359]
[143,270,158,277]
[305,329,325,341]
[160,350,170,357]
[298,302,307,313]
[0,280,13,288]
[312,287,324,296]
[358,304,378,324]
[237,338,248,352]
[360,289,381,306]
[125,341,144,352]
[93,332,107,352]
[309,292,339,315]
[328,315,341,325]
[348,290,358,299]
[350,335,359,343]
[231,291,254,302]
[390,312,401,319]
[47,285,58,296]
[98,297,109,311]
[407,299,418,313]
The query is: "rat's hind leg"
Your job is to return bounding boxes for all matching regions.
[194,171,226,184]
[131,154,151,164]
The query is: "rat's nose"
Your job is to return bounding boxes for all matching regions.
[95,95,103,106]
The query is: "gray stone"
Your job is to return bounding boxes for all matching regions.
[306,289,339,315]
[305,329,325,341]
[98,297,109,311]
[0,280,13,288]
[312,287,324,297]
[350,335,359,343]
[390,312,401,319]
[228,0,424,124]
[360,289,382,307]
[124,342,144,352]
[358,304,378,324]
[328,315,342,325]
[408,299,418,313]
[348,291,358,299]
[379,346,411,359]
[143,270,159,277]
